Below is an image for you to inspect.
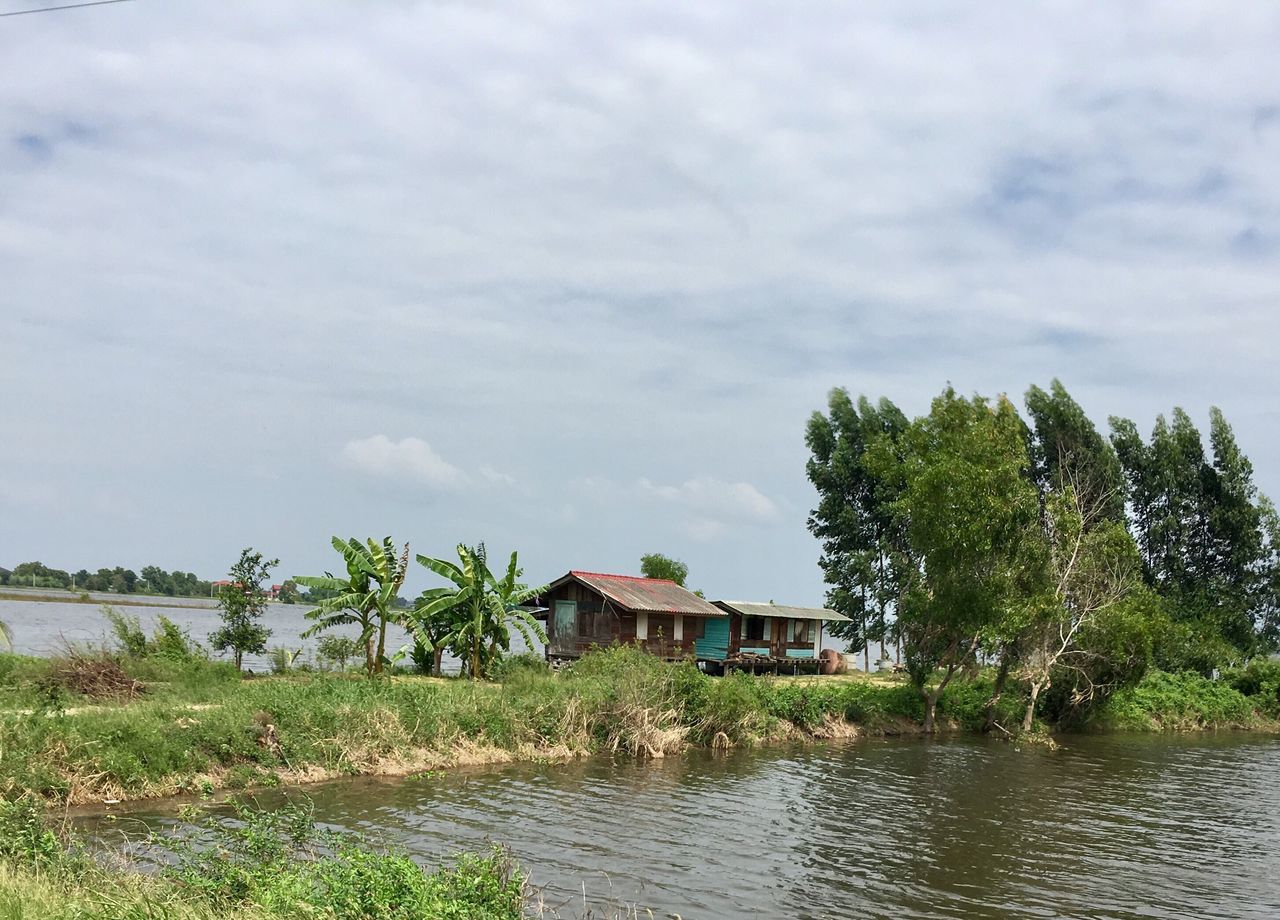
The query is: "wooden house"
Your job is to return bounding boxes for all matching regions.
[707,601,850,670]
[539,571,728,664]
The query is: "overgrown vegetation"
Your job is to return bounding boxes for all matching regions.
[4,641,1270,807]
[0,796,526,919]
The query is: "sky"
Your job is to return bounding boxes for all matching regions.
[2,1,1279,604]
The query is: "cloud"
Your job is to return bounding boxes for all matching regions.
[637,476,781,536]
[340,436,466,488]
[479,464,516,486]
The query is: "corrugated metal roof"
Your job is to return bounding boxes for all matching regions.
[559,571,727,616]
[713,600,851,622]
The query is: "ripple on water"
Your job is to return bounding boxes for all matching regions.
[75,734,1280,919]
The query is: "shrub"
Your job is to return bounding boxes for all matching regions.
[487,652,548,683]
[316,635,361,672]
[157,800,526,919]
[102,606,148,658]
[0,798,65,868]
[1224,659,1280,715]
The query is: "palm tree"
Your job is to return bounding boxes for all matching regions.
[294,537,408,677]
[411,543,547,679]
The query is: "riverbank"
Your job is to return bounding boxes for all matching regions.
[1,646,1276,806]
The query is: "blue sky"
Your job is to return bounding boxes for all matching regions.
[2,1,1278,603]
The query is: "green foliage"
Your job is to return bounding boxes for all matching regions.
[487,652,548,683]
[1097,670,1260,731]
[316,635,361,671]
[295,537,408,677]
[806,390,912,656]
[210,548,277,671]
[886,389,1043,727]
[0,798,66,868]
[1223,659,1280,716]
[639,553,689,586]
[267,647,302,675]
[411,543,547,680]
[0,798,525,919]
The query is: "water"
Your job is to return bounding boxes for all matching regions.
[74,734,1280,919]
[0,595,539,672]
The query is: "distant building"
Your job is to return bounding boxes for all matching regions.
[709,601,850,666]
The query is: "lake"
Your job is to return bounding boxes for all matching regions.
[0,595,536,673]
[74,733,1280,919]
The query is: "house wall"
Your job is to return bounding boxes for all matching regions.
[727,612,824,659]
[543,579,703,661]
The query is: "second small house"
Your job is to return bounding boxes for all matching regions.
[707,600,850,672]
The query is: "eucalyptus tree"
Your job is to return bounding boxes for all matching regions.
[294,537,409,677]
[883,388,1043,733]
[1110,406,1272,659]
[806,389,911,668]
[411,543,547,679]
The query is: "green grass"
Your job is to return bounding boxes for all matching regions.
[4,645,1277,805]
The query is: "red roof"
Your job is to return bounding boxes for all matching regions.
[555,570,725,617]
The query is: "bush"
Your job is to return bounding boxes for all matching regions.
[0,798,65,868]
[1099,670,1258,730]
[157,800,526,919]
[316,635,361,672]
[487,652,548,683]
[1224,659,1280,715]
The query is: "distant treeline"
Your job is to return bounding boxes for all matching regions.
[0,561,214,598]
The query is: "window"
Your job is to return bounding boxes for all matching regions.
[743,616,765,641]
[577,607,594,638]
[690,617,708,639]
[792,619,814,644]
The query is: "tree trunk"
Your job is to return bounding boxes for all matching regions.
[374,617,387,675]
[984,652,1012,732]
[1022,682,1042,732]
[364,635,375,677]
[922,689,938,734]
[470,635,481,680]
[234,650,243,672]
[432,647,444,677]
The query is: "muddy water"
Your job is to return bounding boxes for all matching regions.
[77,733,1280,919]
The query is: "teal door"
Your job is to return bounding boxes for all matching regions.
[552,601,577,655]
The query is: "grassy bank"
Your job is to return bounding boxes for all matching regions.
[1,646,1276,805]
[0,797,526,920]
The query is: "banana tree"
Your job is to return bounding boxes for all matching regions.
[294,536,408,677]
[0,618,10,652]
[410,543,547,679]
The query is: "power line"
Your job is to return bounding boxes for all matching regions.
[1,0,135,18]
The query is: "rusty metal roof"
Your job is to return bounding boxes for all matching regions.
[553,571,726,616]
[713,600,851,622]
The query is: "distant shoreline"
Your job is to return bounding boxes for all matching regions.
[0,589,303,610]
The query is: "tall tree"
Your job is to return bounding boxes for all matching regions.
[411,543,547,679]
[883,389,1042,733]
[209,548,276,671]
[1025,380,1126,526]
[640,553,689,586]
[806,390,911,669]
[1111,406,1270,657]
[294,537,408,677]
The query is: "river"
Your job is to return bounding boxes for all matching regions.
[73,733,1280,919]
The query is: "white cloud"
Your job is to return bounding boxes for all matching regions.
[637,476,781,525]
[479,464,516,486]
[340,436,466,489]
